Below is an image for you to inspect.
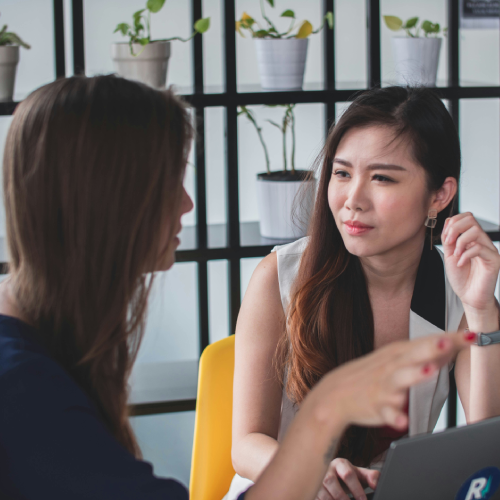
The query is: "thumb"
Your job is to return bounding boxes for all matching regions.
[356,467,380,489]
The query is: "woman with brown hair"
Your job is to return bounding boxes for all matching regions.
[0,76,474,500]
[227,86,500,500]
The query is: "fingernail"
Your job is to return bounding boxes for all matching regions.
[422,363,432,374]
[438,338,449,349]
[465,332,477,342]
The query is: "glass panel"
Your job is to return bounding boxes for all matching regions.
[0,117,13,241]
[208,260,230,344]
[135,264,199,364]
[460,7,500,87]
[240,257,264,299]
[205,107,227,248]
[459,99,499,226]
[130,264,199,405]
[83,0,194,91]
[3,0,55,100]
[380,0,448,87]
[235,0,323,92]
[334,0,367,89]
[237,103,324,236]
[130,411,195,486]
[202,0,224,93]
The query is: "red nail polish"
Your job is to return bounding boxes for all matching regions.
[465,332,477,341]
[422,364,431,374]
[438,339,447,349]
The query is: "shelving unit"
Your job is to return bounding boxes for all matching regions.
[4,0,500,426]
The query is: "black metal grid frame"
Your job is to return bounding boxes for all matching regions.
[3,1,500,424]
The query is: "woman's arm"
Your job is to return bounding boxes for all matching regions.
[246,332,474,500]
[231,252,286,481]
[441,213,500,423]
[455,305,500,423]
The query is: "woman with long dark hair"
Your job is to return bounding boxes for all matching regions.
[227,86,500,500]
[0,76,474,500]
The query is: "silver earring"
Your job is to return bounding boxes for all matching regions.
[424,209,438,250]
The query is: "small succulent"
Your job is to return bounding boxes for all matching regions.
[0,23,30,49]
[115,0,210,56]
[383,16,447,38]
[236,0,333,39]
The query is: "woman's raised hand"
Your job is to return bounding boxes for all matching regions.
[441,212,500,313]
[315,331,475,435]
[247,332,474,500]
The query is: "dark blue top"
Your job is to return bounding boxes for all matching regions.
[0,315,249,500]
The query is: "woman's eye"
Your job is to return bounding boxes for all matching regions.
[373,174,394,183]
[333,170,350,178]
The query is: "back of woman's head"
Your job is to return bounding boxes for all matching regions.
[3,75,192,455]
[282,86,460,466]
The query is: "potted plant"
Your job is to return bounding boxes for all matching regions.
[112,0,210,89]
[236,1,333,90]
[383,15,447,87]
[238,104,316,239]
[0,19,30,102]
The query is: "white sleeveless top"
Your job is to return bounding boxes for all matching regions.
[223,237,464,500]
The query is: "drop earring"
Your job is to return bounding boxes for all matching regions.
[424,209,438,250]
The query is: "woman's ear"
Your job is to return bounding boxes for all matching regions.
[430,177,457,213]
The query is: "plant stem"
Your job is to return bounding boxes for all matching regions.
[241,107,271,174]
[290,105,296,174]
[147,10,151,41]
[282,110,287,171]
[260,0,279,34]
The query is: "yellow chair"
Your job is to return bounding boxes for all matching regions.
[190,335,236,500]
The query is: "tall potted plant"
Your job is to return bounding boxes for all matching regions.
[112,0,210,89]
[239,105,316,239]
[0,19,30,102]
[384,15,446,87]
[236,1,333,90]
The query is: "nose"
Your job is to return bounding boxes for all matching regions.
[344,176,369,212]
[181,186,194,216]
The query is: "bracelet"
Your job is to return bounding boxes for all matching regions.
[465,328,500,346]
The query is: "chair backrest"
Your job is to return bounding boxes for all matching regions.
[190,335,236,500]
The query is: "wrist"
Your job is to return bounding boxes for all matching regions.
[464,302,500,334]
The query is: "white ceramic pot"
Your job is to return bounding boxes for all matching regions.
[391,37,442,87]
[254,38,309,90]
[256,172,316,239]
[0,45,19,102]
[111,41,171,89]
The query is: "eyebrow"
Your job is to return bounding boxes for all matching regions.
[333,158,407,172]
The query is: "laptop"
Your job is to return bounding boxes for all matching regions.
[365,415,500,500]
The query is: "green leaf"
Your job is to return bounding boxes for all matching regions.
[139,37,149,45]
[254,29,271,38]
[325,11,334,29]
[194,17,210,34]
[383,15,403,31]
[133,9,145,20]
[146,0,166,13]
[404,16,419,29]
[266,0,274,7]
[296,20,313,38]
[421,20,440,34]
[281,9,295,19]
[114,23,130,35]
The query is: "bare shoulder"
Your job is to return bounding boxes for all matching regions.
[236,251,284,340]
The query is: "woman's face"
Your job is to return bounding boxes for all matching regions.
[328,125,435,258]
[157,184,194,271]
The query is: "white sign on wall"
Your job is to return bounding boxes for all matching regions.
[461,0,500,29]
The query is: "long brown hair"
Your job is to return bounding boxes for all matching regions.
[3,75,192,456]
[279,86,461,466]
